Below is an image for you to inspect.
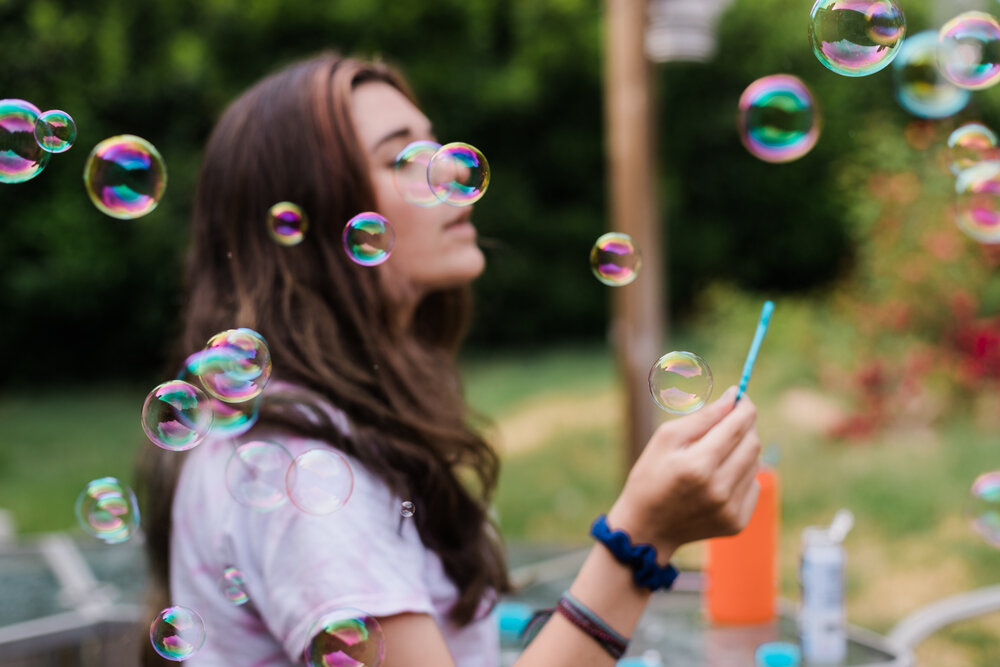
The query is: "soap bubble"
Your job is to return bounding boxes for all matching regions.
[955,160,1000,243]
[344,213,394,266]
[0,99,50,183]
[393,140,442,207]
[738,75,820,164]
[34,109,76,153]
[83,134,167,219]
[948,123,1000,175]
[400,501,415,518]
[286,448,355,516]
[141,380,214,451]
[893,31,971,119]
[809,0,906,77]
[967,471,1000,547]
[209,397,260,438]
[648,351,714,415]
[590,232,642,286]
[219,566,250,606]
[150,606,206,662]
[305,608,385,667]
[938,11,1000,90]
[267,201,309,246]
[193,328,272,403]
[75,477,140,544]
[225,440,293,511]
[427,142,490,206]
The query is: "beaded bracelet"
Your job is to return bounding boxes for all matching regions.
[590,514,679,592]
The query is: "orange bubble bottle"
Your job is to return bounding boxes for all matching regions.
[704,465,779,625]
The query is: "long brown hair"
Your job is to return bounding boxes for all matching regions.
[138,52,509,648]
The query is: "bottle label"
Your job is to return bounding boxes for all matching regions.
[799,549,846,662]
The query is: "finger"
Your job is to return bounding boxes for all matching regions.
[698,395,757,467]
[735,479,761,527]
[669,385,738,442]
[716,426,761,489]
[727,449,760,508]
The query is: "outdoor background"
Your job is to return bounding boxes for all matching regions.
[3,0,1000,664]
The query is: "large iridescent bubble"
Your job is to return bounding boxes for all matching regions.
[738,75,820,164]
[225,440,293,512]
[305,608,385,667]
[809,0,906,77]
[938,11,1000,91]
[892,31,970,119]
[75,477,140,544]
[648,351,714,415]
[0,99,50,183]
[141,380,214,451]
[286,448,355,516]
[193,328,272,403]
[150,606,206,661]
[83,134,167,219]
[955,161,1000,244]
[427,142,490,206]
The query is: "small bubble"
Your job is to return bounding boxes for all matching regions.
[219,566,250,606]
[305,608,384,667]
[343,212,394,266]
[75,477,140,544]
[34,109,76,153]
[648,351,714,415]
[267,201,309,246]
[590,232,641,286]
[83,134,167,219]
[149,606,206,661]
[738,74,820,163]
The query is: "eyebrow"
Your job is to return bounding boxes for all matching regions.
[371,124,435,153]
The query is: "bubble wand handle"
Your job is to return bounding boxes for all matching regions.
[735,300,775,404]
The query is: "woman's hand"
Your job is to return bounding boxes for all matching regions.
[607,386,761,559]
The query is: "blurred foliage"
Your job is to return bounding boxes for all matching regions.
[0,0,993,385]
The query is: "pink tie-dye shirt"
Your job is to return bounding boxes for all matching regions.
[170,392,499,666]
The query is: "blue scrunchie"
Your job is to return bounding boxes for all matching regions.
[590,514,679,592]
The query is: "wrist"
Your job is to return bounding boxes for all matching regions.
[606,501,678,566]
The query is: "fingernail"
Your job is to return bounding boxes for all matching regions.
[722,386,737,401]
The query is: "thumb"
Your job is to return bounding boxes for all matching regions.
[671,385,737,442]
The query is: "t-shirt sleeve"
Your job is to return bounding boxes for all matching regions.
[231,438,435,662]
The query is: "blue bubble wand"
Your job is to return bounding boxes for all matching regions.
[735,300,775,403]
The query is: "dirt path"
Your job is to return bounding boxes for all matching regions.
[492,388,621,457]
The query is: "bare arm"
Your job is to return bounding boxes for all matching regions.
[378,388,761,667]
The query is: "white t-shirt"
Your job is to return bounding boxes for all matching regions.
[170,399,499,666]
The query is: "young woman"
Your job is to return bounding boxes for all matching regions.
[139,52,761,667]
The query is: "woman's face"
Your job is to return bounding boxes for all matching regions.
[351,81,485,294]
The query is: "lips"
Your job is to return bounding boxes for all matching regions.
[445,214,473,230]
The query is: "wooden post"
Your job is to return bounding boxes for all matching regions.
[604,0,665,468]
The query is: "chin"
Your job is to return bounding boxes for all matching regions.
[421,248,486,290]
